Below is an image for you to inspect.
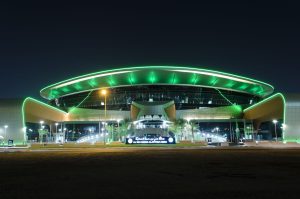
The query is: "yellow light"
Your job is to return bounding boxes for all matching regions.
[100,89,107,95]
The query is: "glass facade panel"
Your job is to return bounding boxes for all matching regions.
[50,85,260,111]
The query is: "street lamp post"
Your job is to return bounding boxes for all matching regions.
[103,122,106,144]
[272,119,278,142]
[4,125,8,145]
[39,121,44,143]
[117,119,121,141]
[246,126,250,140]
[101,126,105,142]
[54,122,58,142]
[282,124,286,131]
[100,89,107,145]
[55,123,59,143]
[64,128,67,143]
[39,121,45,143]
[101,122,105,144]
[40,121,44,129]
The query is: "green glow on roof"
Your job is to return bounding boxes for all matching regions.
[190,73,199,85]
[40,66,274,99]
[128,73,136,85]
[52,70,133,89]
[250,87,259,92]
[209,77,218,86]
[52,90,59,94]
[74,83,83,90]
[257,87,264,95]
[168,73,178,84]
[239,84,248,90]
[88,79,98,87]
[148,71,157,84]
[225,81,235,88]
[107,76,116,86]
[50,90,59,99]
[62,87,70,92]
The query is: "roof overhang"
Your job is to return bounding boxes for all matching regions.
[40,66,274,100]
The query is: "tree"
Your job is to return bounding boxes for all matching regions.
[120,118,131,141]
[170,118,186,141]
[189,120,198,143]
[105,124,114,142]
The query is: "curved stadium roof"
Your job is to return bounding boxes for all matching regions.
[40,66,274,100]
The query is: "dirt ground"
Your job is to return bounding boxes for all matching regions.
[0,147,300,199]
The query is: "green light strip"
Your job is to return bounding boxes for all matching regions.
[215,89,234,105]
[210,78,218,86]
[69,90,94,113]
[108,75,116,86]
[192,73,198,85]
[243,93,286,139]
[148,71,156,84]
[129,73,134,85]
[171,73,176,84]
[40,66,274,99]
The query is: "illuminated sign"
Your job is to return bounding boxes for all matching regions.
[126,136,175,144]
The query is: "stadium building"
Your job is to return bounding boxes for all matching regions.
[0,66,299,145]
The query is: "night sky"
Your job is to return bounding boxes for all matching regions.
[1,1,299,99]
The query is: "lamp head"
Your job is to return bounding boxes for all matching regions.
[100,89,107,96]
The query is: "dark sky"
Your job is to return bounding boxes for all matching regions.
[1,1,299,99]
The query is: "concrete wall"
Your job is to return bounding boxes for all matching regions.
[0,99,25,145]
[284,94,300,142]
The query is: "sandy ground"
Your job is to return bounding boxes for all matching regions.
[0,147,300,199]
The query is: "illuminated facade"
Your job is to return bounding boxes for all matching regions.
[0,66,299,145]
